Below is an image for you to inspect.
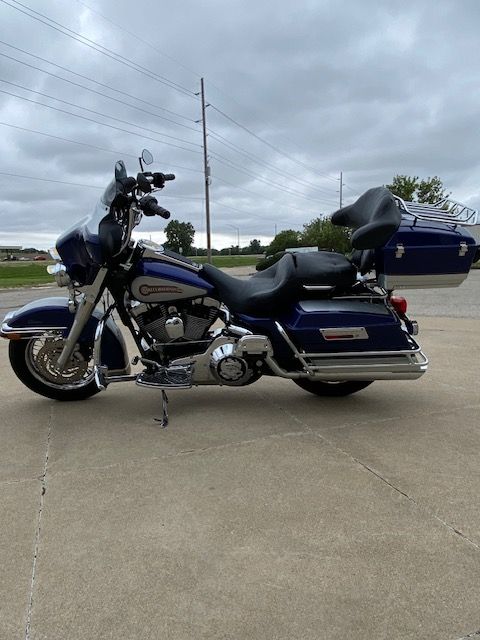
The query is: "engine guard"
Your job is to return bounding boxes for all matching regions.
[1,296,130,375]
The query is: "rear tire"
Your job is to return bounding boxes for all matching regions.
[293,379,373,397]
[9,338,99,401]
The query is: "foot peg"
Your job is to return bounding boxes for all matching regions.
[136,365,192,389]
[135,364,191,428]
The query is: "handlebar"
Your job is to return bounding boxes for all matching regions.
[138,195,170,219]
[136,172,176,191]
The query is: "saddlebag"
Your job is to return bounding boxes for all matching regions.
[280,297,414,354]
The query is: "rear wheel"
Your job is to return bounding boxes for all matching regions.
[9,337,99,401]
[293,379,373,397]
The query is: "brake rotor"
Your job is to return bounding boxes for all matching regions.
[34,339,90,384]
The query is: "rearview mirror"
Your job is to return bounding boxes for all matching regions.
[141,149,154,165]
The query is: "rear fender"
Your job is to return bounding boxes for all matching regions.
[1,297,129,374]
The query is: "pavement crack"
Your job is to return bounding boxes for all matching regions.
[456,630,480,639]
[46,428,313,479]
[256,389,480,552]
[318,434,480,551]
[24,402,53,640]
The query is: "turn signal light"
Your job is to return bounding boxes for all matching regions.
[0,331,22,340]
[390,296,407,316]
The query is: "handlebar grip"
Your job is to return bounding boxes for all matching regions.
[152,172,175,187]
[139,195,170,219]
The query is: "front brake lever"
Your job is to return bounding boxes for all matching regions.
[136,172,152,193]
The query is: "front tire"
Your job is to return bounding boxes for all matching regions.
[293,379,373,397]
[9,337,99,401]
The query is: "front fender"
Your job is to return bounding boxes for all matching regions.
[1,297,129,374]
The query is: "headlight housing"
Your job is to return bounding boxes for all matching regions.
[47,263,71,287]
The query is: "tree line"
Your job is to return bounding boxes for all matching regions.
[163,175,448,257]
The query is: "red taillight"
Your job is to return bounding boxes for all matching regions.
[390,296,408,316]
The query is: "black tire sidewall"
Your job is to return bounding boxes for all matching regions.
[9,339,99,402]
[293,379,373,397]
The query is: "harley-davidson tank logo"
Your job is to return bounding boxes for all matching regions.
[139,284,183,296]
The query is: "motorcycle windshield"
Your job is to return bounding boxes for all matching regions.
[56,161,127,280]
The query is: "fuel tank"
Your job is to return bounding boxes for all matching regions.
[130,258,215,303]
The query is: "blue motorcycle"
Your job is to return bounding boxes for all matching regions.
[2,153,478,425]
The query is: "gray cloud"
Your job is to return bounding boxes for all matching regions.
[0,0,479,250]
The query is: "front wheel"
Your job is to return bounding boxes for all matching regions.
[9,337,99,401]
[293,379,373,397]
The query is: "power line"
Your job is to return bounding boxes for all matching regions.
[209,103,340,182]
[0,51,201,133]
[74,0,201,81]
[0,0,197,99]
[0,85,202,155]
[0,171,107,190]
[75,0,332,193]
[0,122,203,173]
[208,128,338,198]
[210,199,304,227]
[0,39,195,123]
[0,78,201,149]
[343,183,360,195]
[72,0,340,187]
[0,171,204,201]
[210,150,338,206]
[3,0,343,193]
[212,175,313,213]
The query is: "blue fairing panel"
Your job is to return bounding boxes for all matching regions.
[136,260,215,295]
[2,297,129,372]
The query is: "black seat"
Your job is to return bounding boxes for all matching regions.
[293,252,357,286]
[331,186,401,249]
[202,252,357,316]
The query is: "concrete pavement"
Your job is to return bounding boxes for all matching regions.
[1,287,480,638]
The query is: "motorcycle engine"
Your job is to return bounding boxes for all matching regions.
[129,297,221,343]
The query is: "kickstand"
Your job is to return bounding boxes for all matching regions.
[154,390,169,428]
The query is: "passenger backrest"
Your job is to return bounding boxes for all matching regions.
[331,186,401,250]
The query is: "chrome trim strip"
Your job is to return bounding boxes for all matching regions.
[105,374,137,384]
[304,347,421,358]
[1,324,68,333]
[302,285,335,291]
[320,327,369,341]
[378,272,468,289]
[331,294,388,300]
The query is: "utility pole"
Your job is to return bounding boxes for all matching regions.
[339,171,343,209]
[200,78,212,263]
[227,224,240,253]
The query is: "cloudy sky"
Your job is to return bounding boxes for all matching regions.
[0,0,479,250]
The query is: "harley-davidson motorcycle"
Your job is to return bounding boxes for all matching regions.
[2,152,479,425]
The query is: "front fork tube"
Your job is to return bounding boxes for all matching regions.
[56,268,107,371]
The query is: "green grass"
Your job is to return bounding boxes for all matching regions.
[188,255,260,267]
[0,261,55,288]
[0,255,259,288]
